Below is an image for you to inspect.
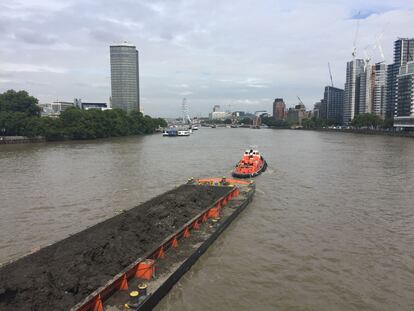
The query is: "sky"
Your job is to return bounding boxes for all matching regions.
[0,0,414,117]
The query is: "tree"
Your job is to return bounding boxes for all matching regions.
[351,113,384,128]
[0,89,171,140]
[224,118,232,124]
[240,117,252,125]
[0,90,40,116]
[383,117,394,129]
[261,116,290,128]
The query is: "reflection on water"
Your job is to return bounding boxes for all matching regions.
[1,129,414,310]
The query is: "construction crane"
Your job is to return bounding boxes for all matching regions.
[297,96,304,106]
[352,13,360,60]
[363,27,386,72]
[328,62,334,87]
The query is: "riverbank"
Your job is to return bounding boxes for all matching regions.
[0,136,45,144]
[0,132,160,145]
[295,127,414,137]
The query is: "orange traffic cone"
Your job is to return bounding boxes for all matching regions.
[156,246,165,259]
[119,274,129,291]
[93,295,104,311]
[171,237,178,248]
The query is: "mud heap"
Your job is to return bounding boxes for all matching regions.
[0,185,230,311]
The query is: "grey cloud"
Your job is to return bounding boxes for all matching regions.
[0,0,413,117]
[89,29,121,43]
[15,29,57,45]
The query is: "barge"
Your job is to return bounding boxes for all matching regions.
[0,178,254,311]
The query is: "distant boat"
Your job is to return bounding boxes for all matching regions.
[178,130,190,136]
[162,128,178,137]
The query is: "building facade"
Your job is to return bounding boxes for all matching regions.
[343,59,365,124]
[110,42,140,112]
[372,63,388,118]
[287,103,307,125]
[323,86,344,124]
[272,98,286,120]
[394,61,414,128]
[386,38,414,118]
[358,65,374,115]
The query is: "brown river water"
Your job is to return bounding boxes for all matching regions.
[0,128,413,310]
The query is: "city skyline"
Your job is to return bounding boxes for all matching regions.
[0,0,414,117]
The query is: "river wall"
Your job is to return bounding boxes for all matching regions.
[296,128,414,137]
[0,136,45,144]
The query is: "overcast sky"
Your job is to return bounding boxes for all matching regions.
[1,0,413,117]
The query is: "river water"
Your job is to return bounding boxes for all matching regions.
[0,128,413,310]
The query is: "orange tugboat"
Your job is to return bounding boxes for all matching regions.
[232,149,267,178]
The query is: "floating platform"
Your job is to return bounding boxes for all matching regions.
[0,178,254,311]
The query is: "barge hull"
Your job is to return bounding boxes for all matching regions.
[0,185,231,311]
[137,185,254,311]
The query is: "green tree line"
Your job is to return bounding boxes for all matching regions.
[261,116,291,128]
[0,90,167,140]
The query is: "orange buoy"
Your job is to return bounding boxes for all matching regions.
[136,259,155,280]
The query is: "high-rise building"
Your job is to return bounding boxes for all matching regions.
[386,38,414,118]
[394,61,414,128]
[343,59,365,124]
[324,86,344,124]
[358,65,374,114]
[110,42,140,112]
[272,98,285,120]
[372,63,388,118]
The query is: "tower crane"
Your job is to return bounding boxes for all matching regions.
[363,27,386,72]
[352,16,360,60]
[328,62,334,87]
[297,96,304,106]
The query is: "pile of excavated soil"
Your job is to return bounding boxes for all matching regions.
[0,185,230,311]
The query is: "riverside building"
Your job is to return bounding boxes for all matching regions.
[110,42,140,112]
[372,63,388,118]
[324,86,344,124]
[272,98,286,120]
[386,38,414,118]
[343,59,365,124]
[394,61,414,128]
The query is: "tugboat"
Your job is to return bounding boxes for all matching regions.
[232,149,267,178]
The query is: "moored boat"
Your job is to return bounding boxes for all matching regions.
[232,149,267,178]
[178,130,190,136]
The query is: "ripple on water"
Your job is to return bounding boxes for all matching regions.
[1,130,414,311]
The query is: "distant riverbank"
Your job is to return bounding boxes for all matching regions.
[297,127,414,137]
[0,136,46,144]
